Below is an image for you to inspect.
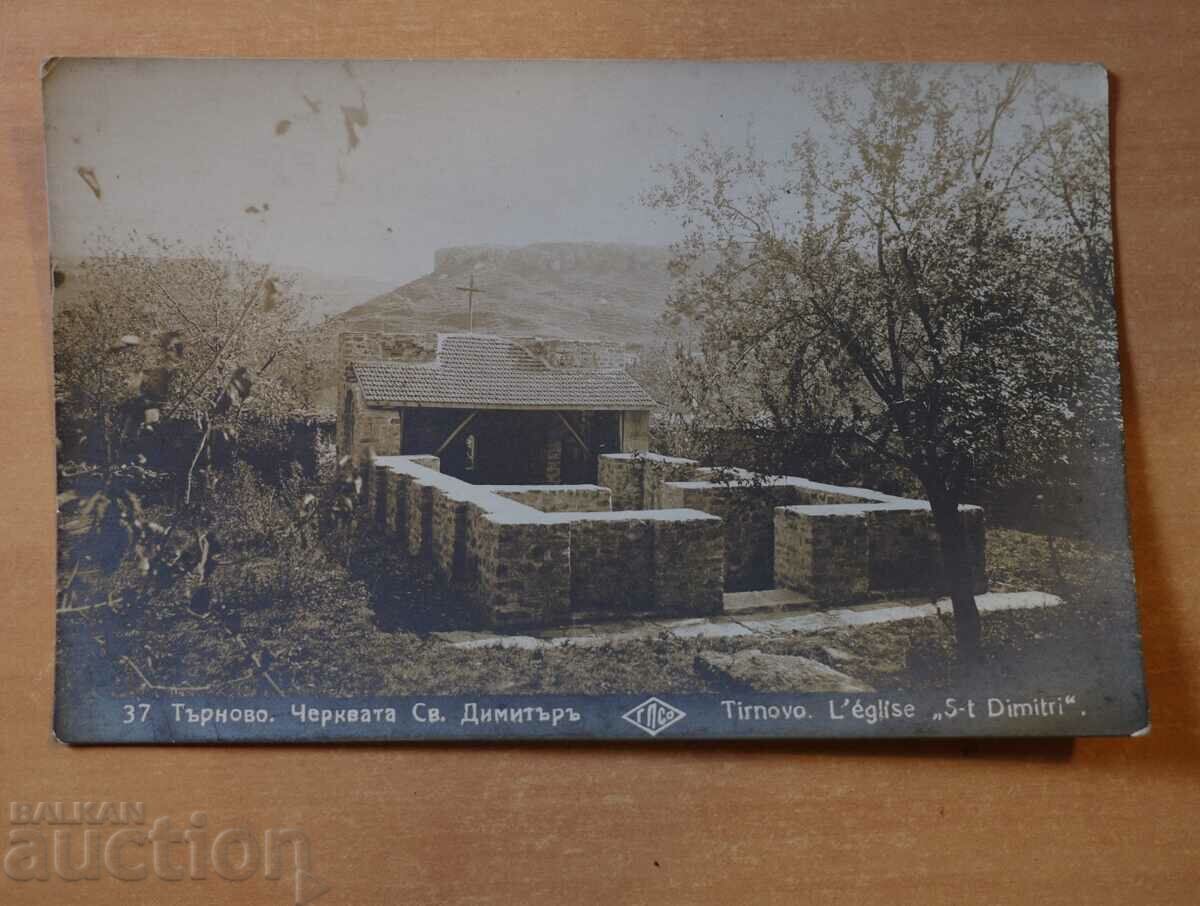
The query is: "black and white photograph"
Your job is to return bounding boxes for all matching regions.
[45,58,1145,741]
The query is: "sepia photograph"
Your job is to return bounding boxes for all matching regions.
[45,59,1145,741]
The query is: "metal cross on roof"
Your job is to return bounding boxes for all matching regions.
[454,274,486,331]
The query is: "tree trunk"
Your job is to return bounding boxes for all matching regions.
[929,496,982,662]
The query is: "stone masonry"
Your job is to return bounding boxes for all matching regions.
[489,484,613,513]
[598,454,987,598]
[361,451,987,632]
[774,502,987,600]
[654,475,899,592]
[773,506,871,602]
[370,456,723,630]
[597,452,703,511]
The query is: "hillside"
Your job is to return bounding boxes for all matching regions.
[49,243,684,412]
[333,242,675,347]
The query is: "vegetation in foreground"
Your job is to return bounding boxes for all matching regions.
[57,476,1140,701]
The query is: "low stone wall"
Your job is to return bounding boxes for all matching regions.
[405,475,436,560]
[597,453,704,511]
[596,457,928,594]
[644,456,706,509]
[366,459,384,525]
[469,510,573,629]
[657,476,896,592]
[383,469,402,536]
[556,510,725,618]
[431,491,469,584]
[370,456,724,630]
[490,484,612,513]
[773,506,870,602]
[565,515,655,614]
[774,501,988,600]
[373,455,440,539]
[597,455,644,510]
[369,453,985,625]
[866,505,937,593]
[381,458,460,561]
[866,502,986,595]
[650,513,726,616]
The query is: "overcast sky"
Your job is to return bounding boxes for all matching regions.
[43,59,1106,285]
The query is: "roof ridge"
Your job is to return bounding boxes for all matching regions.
[353,338,657,410]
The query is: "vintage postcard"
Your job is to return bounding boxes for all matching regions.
[46,59,1146,741]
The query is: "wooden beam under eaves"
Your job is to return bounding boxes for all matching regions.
[555,411,592,455]
[435,410,479,455]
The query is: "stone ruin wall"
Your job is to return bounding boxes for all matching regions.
[490,485,613,513]
[773,507,871,602]
[362,451,987,631]
[569,517,654,616]
[773,503,987,603]
[338,333,439,460]
[337,331,439,384]
[517,337,631,370]
[562,512,720,619]
[597,453,704,511]
[471,514,573,629]
[598,453,987,599]
[369,456,723,630]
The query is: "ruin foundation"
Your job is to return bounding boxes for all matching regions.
[363,452,987,631]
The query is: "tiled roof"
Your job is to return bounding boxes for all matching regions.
[353,334,656,410]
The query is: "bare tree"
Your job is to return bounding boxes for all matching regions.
[55,232,311,491]
[54,232,315,603]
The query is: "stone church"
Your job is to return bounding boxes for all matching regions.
[339,330,987,632]
[337,331,656,484]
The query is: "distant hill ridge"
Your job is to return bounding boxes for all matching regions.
[335,242,676,347]
[432,242,674,279]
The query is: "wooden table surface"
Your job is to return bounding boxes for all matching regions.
[1,1,1197,903]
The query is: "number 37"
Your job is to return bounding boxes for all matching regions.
[122,703,151,724]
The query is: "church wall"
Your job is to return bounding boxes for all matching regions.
[657,478,897,592]
[651,515,726,616]
[336,331,437,462]
[597,452,703,511]
[773,507,871,602]
[619,410,650,452]
[369,456,726,630]
[568,517,656,614]
[471,516,573,630]
[491,485,612,513]
[364,453,984,631]
[773,502,988,599]
[656,483,808,592]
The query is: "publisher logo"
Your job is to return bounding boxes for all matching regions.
[622,697,686,737]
